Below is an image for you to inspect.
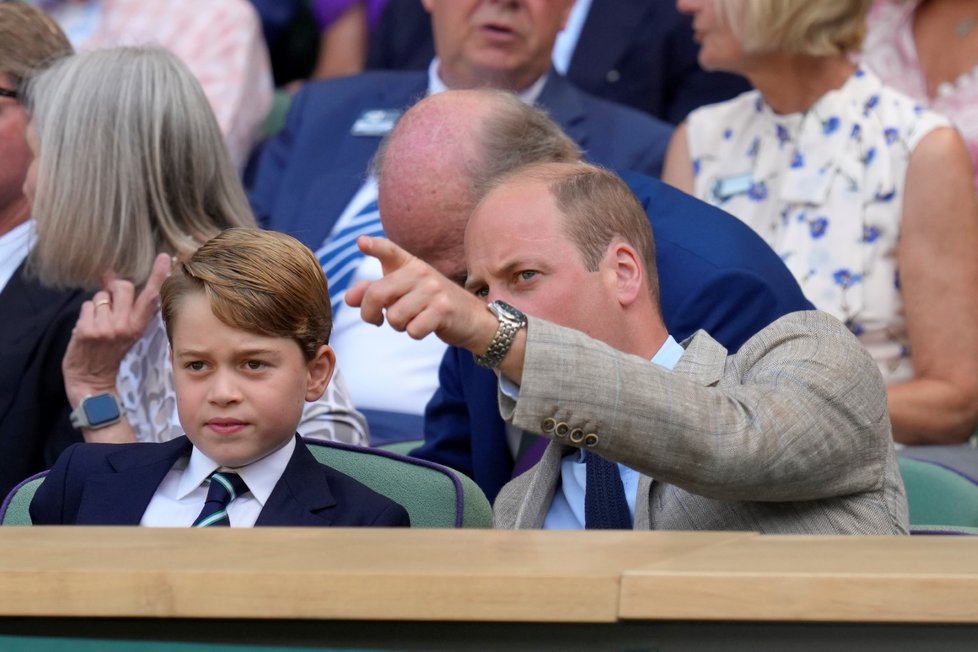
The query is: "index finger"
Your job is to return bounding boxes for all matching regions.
[131,253,172,328]
[357,235,414,277]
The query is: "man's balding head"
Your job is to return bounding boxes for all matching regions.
[376,89,580,283]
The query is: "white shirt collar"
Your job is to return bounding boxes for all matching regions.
[0,220,34,294]
[426,57,548,105]
[176,436,297,507]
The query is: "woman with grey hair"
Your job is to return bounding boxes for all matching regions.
[663,0,978,446]
[24,47,368,447]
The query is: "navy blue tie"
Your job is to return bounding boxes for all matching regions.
[584,451,632,529]
[193,472,249,527]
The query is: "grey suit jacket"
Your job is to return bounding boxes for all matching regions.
[493,311,909,535]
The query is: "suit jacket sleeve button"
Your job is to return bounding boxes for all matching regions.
[542,418,557,433]
[584,433,599,447]
[555,422,570,437]
[569,428,584,444]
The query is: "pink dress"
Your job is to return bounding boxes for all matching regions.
[862,0,978,188]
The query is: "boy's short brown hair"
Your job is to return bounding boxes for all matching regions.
[160,228,331,360]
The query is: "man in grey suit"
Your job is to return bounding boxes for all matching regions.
[348,161,909,535]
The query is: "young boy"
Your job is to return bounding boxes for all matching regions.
[30,228,409,527]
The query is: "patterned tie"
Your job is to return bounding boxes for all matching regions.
[584,451,633,529]
[316,199,384,314]
[192,472,249,527]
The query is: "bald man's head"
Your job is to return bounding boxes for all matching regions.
[376,89,580,284]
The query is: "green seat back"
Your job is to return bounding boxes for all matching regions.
[0,473,45,526]
[304,440,492,528]
[898,457,978,528]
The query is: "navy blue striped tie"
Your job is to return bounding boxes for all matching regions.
[193,472,249,527]
[316,199,384,314]
[584,451,632,529]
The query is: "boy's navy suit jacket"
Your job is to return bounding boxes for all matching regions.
[30,435,409,526]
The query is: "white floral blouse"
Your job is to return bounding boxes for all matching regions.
[116,312,369,445]
[686,67,948,384]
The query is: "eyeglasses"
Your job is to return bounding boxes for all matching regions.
[0,87,17,100]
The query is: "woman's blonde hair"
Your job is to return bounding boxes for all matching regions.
[715,0,872,57]
[26,47,255,289]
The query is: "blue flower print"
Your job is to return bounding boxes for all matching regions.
[748,181,768,201]
[874,188,896,202]
[723,128,733,140]
[746,137,759,158]
[833,269,863,288]
[863,94,879,116]
[754,96,763,112]
[791,152,805,168]
[796,211,807,223]
[850,124,862,140]
[863,225,881,243]
[809,217,829,238]
[780,208,790,225]
[846,320,865,336]
[854,68,866,78]
[913,104,924,115]
[894,270,901,290]
[900,344,911,358]
[776,124,790,148]
[884,128,899,144]
[822,116,840,135]
[693,158,701,176]
[863,147,876,166]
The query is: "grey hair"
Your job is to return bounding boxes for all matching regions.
[470,89,582,198]
[26,46,256,289]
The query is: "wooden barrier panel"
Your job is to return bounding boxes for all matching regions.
[0,527,746,623]
[620,535,978,623]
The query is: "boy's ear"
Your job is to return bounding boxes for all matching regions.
[305,344,336,401]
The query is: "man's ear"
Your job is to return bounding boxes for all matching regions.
[606,242,644,307]
[305,345,336,401]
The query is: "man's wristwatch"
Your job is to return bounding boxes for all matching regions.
[475,300,527,369]
[69,393,124,430]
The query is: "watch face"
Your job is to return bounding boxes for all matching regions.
[83,394,121,426]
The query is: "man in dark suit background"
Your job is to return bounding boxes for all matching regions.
[0,3,85,500]
[372,89,814,500]
[366,0,751,123]
[248,0,674,443]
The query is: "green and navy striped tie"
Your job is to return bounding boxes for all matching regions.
[193,472,249,527]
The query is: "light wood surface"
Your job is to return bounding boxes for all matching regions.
[620,535,978,623]
[0,527,745,622]
[4,528,978,625]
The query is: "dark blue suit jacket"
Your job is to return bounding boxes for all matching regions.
[0,262,86,500]
[247,70,673,249]
[366,0,751,124]
[412,172,815,501]
[30,435,409,526]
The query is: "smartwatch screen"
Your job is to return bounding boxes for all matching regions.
[83,394,121,426]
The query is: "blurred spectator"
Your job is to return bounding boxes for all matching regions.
[30,0,272,168]
[366,0,751,123]
[0,1,83,499]
[863,0,978,189]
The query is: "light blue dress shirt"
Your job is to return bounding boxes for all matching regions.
[543,336,684,529]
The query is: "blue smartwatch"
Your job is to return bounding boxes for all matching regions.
[69,393,123,430]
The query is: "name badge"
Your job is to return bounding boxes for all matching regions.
[711,173,753,202]
[351,109,402,137]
